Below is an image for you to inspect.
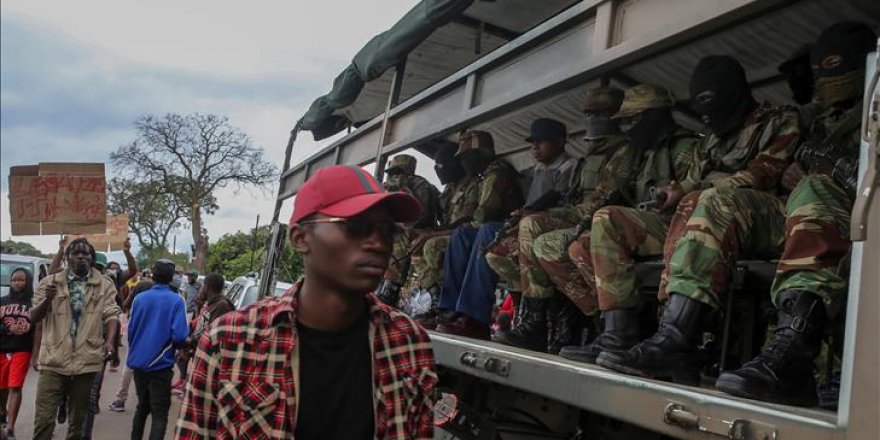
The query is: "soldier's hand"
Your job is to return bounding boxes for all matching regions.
[656,181,684,212]
[781,162,805,192]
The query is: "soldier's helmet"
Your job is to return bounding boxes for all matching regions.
[386,154,417,176]
[456,130,495,158]
[613,84,676,119]
[582,87,625,114]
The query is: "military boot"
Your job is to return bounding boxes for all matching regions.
[597,294,709,386]
[715,290,826,406]
[547,298,587,355]
[493,297,549,352]
[560,307,641,364]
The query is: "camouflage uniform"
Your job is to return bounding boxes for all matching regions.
[573,85,703,311]
[660,103,801,309]
[416,177,479,290]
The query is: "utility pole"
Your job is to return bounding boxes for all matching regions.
[249,215,260,272]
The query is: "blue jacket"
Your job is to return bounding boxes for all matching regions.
[127,284,189,371]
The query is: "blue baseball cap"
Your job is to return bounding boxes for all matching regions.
[525,118,567,142]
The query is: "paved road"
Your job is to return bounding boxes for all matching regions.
[12,345,182,440]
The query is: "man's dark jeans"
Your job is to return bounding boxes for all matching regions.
[131,368,173,440]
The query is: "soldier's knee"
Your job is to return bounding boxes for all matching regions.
[591,207,618,233]
[518,214,540,236]
[697,187,739,217]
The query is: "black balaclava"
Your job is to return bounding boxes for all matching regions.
[689,55,757,137]
[459,150,492,177]
[433,143,465,185]
[811,22,876,110]
[622,107,677,151]
[583,115,620,140]
[779,48,814,105]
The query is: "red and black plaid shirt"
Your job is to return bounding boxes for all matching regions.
[174,281,438,439]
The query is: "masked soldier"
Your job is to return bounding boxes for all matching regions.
[379,154,442,306]
[432,130,525,339]
[714,22,876,406]
[596,55,802,387]
[553,84,701,363]
[408,143,476,322]
[491,87,635,353]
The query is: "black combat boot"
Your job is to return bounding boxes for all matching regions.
[547,298,587,355]
[560,307,641,364]
[597,294,710,386]
[493,297,548,352]
[716,290,826,406]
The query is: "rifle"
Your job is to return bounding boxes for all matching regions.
[560,191,619,254]
[797,139,859,191]
[480,189,563,255]
[637,186,668,212]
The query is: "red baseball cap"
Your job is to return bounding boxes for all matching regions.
[290,165,422,224]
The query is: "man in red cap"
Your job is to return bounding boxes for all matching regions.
[175,165,438,440]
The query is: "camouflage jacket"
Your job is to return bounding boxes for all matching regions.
[631,130,702,218]
[385,174,441,229]
[794,101,862,191]
[440,177,479,226]
[472,159,524,224]
[681,103,800,192]
[550,136,639,224]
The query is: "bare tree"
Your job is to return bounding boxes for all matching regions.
[111,113,277,270]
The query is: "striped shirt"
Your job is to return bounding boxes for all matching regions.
[174,281,438,439]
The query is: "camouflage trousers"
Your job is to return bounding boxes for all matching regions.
[537,227,599,315]
[484,234,520,290]
[486,214,575,299]
[661,175,851,316]
[419,234,452,290]
[386,229,415,285]
[589,206,669,310]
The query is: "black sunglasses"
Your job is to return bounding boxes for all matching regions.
[299,217,398,243]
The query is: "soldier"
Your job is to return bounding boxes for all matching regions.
[431,130,527,339]
[379,154,442,306]
[488,88,631,352]
[552,84,701,363]
[595,55,802,387]
[408,143,476,324]
[715,22,875,406]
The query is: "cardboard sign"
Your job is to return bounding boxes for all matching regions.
[8,163,107,235]
[63,214,130,252]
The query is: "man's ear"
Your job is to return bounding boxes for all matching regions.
[290,224,310,254]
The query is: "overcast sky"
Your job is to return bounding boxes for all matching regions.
[0,0,435,256]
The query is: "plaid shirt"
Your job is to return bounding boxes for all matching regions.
[174,281,438,439]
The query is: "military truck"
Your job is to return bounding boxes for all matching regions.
[260,1,879,438]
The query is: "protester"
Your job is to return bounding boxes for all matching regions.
[127,260,188,440]
[175,165,438,439]
[30,238,121,440]
[0,268,35,440]
[109,280,156,413]
[174,274,233,398]
[182,270,200,316]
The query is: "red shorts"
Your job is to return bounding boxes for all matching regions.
[0,352,31,389]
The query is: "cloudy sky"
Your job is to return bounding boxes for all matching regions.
[1,0,433,256]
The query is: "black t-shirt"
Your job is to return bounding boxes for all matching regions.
[0,290,33,353]
[295,314,374,440]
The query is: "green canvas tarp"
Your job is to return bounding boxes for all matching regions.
[299,0,475,140]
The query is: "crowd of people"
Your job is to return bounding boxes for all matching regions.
[0,236,233,440]
[0,19,873,440]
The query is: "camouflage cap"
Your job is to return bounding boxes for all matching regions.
[385,154,417,175]
[613,84,675,119]
[455,130,495,157]
[582,87,625,113]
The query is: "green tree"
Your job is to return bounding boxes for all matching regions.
[0,240,50,258]
[206,225,302,283]
[111,113,277,271]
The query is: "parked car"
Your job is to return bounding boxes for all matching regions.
[224,274,292,310]
[0,254,51,298]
